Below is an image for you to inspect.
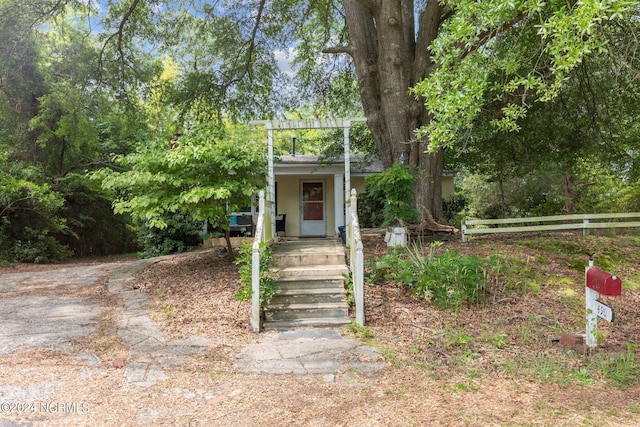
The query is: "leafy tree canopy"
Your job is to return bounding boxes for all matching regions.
[413,0,639,149]
[95,123,267,253]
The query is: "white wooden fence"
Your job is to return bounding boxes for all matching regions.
[461,213,640,242]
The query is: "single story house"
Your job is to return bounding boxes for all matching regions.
[246,154,455,238]
[242,118,455,239]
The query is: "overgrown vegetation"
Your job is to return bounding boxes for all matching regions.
[368,241,498,310]
[136,212,203,258]
[234,242,278,307]
[363,232,640,394]
[364,162,419,226]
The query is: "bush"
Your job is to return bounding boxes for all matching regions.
[442,193,469,228]
[234,242,278,307]
[1,227,71,263]
[357,191,385,228]
[368,242,497,310]
[364,162,419,226]
[137,212,203,258]
[0,171,71,263]
[53,174,139,257]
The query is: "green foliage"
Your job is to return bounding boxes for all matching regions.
[487,332,508,350]
[234,242,278,307]
[137,211,203,258]
[414,0,638,149]
[0,170,71,263]
[96,123,266,252]
[364,162,419,226]
[440,13,640,220]
[503,354,595,387]
[369,242,497,310]
[345,322,374,340]
[342,273,355,307]
[442,193,469,228]
[356,191,385,228]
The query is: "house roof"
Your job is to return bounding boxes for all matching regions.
[275,155,456,177]
[275,154,384,175]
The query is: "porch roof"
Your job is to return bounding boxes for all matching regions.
[274,154,383,176]
[274,154,456,177]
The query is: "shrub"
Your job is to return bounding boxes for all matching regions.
[368,242,496,310]
[234,242,278,307]
[0,171,71,263]
[442,193,469,228]
[137,212,203,258]
[364,162,418,226]
[357,191,385,228]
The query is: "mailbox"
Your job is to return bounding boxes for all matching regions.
[586,267,622,296]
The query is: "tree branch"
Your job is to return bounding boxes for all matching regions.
[244,0,267,80]
[98,0,142,84]
[322,45,354,55]
[352,0,379,13]
[459,12,527,61]
[31,0,66,28]
[0,196,40,218]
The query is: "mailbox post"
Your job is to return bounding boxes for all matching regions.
[585,255,622,348]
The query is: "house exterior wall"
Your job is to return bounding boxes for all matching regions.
[350,176,367,195]
[442,175,455,200]
[350,175,454,199]
[276,175,336,237]
[274,171,455,238]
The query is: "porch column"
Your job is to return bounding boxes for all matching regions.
[334,173,344,235]
[343,121,351,230]
[266,121,275,239]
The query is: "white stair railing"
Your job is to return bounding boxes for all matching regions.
[251,190,274,332]
[348,189,365,326]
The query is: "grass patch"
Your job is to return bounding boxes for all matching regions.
[590,344,640,389]
[534,253,551,264]
[502,354,594,387]
[517,236,628,272]
[345,322,373,339]
[484,331,508,349]
[623,275,640,291]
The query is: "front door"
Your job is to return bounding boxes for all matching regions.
[300,181,326,236]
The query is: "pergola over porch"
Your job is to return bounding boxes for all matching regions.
[250,117,367,240]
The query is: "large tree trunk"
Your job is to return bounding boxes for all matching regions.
[340,0,452,231]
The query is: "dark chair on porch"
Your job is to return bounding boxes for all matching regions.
[275,214,286,235]
[229,214,253,237]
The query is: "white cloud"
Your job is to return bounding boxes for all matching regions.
[274,47,297,77]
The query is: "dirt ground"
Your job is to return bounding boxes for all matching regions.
[1,231,640,426]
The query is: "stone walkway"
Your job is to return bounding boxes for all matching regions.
[106,258,211,387]
[235,329,383,377]
[0,252,383,391]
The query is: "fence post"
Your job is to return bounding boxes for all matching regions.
[250,191,265,333]
[583,217,590,237]
[461,220,467,243]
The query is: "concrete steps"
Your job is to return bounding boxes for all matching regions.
[263,240,351,330]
